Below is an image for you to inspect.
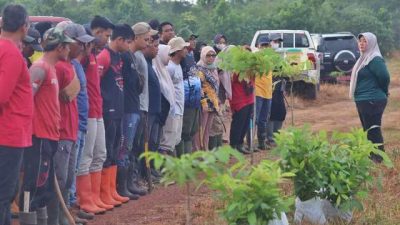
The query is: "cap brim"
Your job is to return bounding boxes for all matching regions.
[273,38,283,42]
[32,44,44,52]
[76,34,95,43]
[259,42,270,45]
[24,35,35,43]
[190,34,198,39]
[149,29,158,36]
[63,35,76,43]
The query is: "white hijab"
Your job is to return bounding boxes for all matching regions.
[153,44,175,113]
[349,32,383,99]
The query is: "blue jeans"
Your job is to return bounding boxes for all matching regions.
[0,146,23,225]
[117,113,141,168]
[255,96,272,141]
[69,130,86,205]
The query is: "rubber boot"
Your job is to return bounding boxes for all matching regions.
[19,211,37,225]
[237,144,251,154]
[59,190,70,225]
[208,135,217,150]
[116,166,140,200]
[47,196,60,225]
[76,174,106,214]
[75,217,88,225]
[11,200,20,218]
[100,168,122,207]
[127,160,148,196]
[76,210,94,220]
[36,207,47,225]
[109,165,130,203]
[90,171,114,210]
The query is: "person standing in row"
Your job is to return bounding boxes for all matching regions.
[20,27,75,224]
[193,46,220,151]
[159,37,189,155]
[97,24,135,204]
[76,15,114,214]
[0,4,33,225]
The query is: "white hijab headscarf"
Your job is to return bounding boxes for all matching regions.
[349,32,383,99]
[153,44,175,113]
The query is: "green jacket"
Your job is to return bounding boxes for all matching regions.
[354,57,390,102]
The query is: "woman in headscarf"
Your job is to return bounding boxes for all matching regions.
[153,44,176,155]
[192,46,220,151]
[349,32,390,163]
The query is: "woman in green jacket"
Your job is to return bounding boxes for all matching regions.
[349,32,390,163]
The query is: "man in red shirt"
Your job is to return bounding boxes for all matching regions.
[19,27,75,224]
[76,16,116,213]
[47,22,95,225]
[0,4,32,225]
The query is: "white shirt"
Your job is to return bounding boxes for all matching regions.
[167,61,184,116]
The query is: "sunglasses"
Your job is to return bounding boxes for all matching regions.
[206,54,217,58]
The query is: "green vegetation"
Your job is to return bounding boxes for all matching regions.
[273,126,393,211]
[3,0,398,54]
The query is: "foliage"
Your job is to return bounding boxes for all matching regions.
[273,126,330,201]
[273,126,393,211]
[142,146,245,187]
[2,0,397,54]
[206,160,295,225]
[216,46,311,82]
[322,129,393,210]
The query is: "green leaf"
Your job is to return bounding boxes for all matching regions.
[247,212,257,225]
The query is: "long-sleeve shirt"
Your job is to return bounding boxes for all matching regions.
[167,61,184,116]
[354,57,390,102]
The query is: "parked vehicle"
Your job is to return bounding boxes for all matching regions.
[251,30,320,99]
[314,32,360,83]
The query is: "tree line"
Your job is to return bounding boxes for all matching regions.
[2,0,399,54]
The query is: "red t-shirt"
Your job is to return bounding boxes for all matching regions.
[230,74,255,112]
[56,60,79,141]
[31,59,60,141]
[82,53,103,119]
[0,39,33,148]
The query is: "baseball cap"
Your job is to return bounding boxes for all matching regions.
[168,37,190,54]
[269,33,283,42]
[58,22,95,43]
[43,27,75,48]
[24,27,43,52]
[132,22,158,36]
[258,36,270,45]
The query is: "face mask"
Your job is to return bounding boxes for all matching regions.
[216,43,226,50]
[271,42,280,50]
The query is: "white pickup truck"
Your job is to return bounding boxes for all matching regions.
[250,30,320,99]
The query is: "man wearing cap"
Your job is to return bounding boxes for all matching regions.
[75,16,115,215]
[122,22,157,196]
[254,36,273,151]
[19,27,75,224]
[159,37,189,155]
[175,33,201,156]
[22,27,43,68]
[96,24,137,205]
[0,4,32,225]
[46,22,95,225]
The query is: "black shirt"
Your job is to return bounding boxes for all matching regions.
[146,58,161,115]
[100,47,124,120]
[122,51,141,114]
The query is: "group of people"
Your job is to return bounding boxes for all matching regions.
[0,3,287,225]
[0,2,390,225]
